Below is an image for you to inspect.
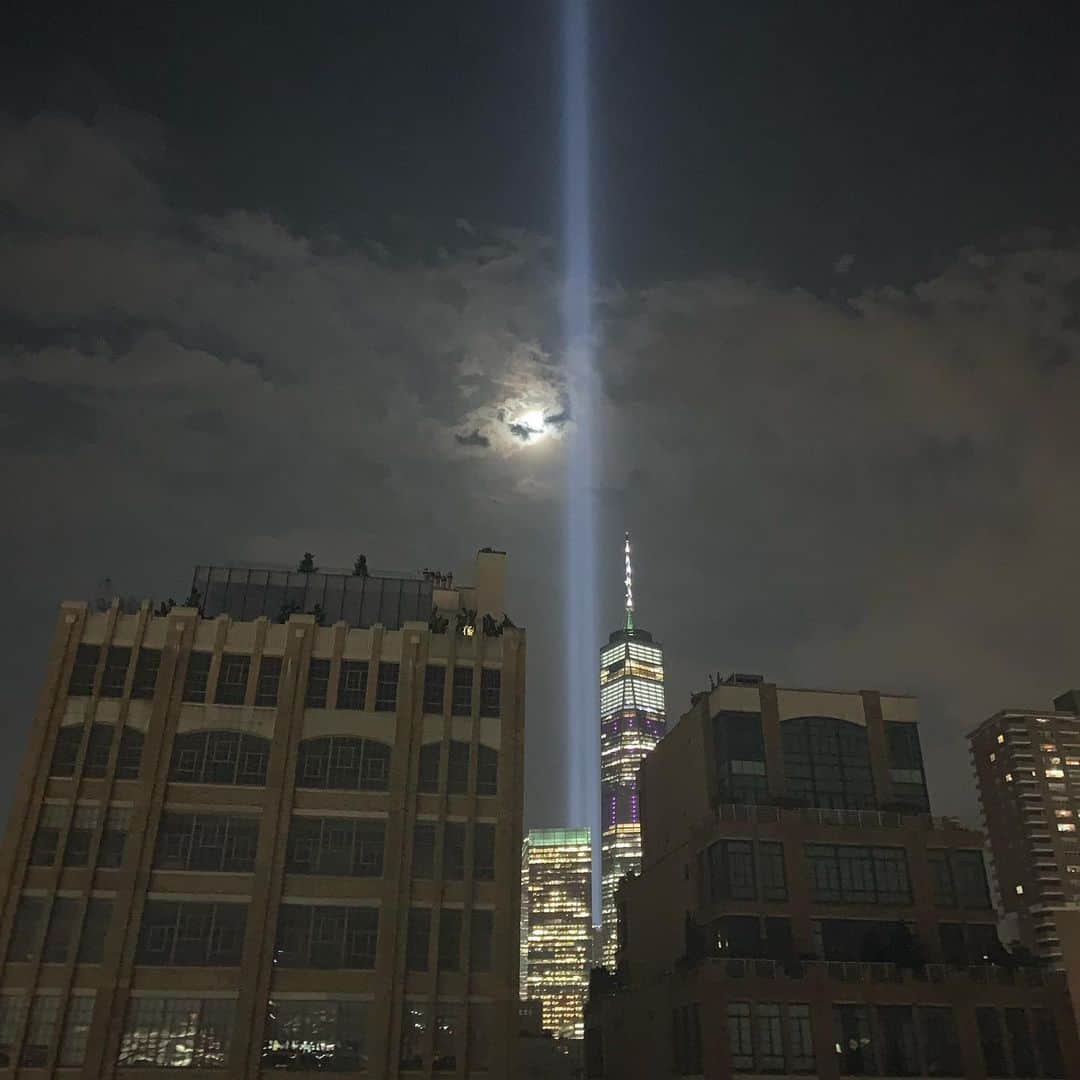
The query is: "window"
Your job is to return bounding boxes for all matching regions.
[474,822,496,880]
[136,901,247,966]
[131,648,161,699]
[1034,1008,1065,1079]
[98,806,131,868]
[83,723,114,777]
[30,803,66,866]
[452,665,473,716]
[918,1007,961,1077]
[116,726,144,779]
[927,850,956,907]
[783,715,875,810]
[59,994,96,1067]
[708,839,756,900]
[285,816,385,877]
[759,841,787,901]
[878,1006,918,1076]
[438,908,462,971]
[100,647,131,698]
[0,995,26,1064]
[756,1004,784,1072]
[64,804,99,866]
[77,899,113,963]
[447,740,470,794]
[418,743,441,792]
[886,721,930,811]
[154,813,259,873]
[263,999,368,1072]
[976,1008,1007,1077]
[806,843,911,904]
[470,909,493,971]
[68,644,99,696]
[480,668,501,717]
[169,730,270,785]
[21,995,60,1066]
[950,850,991,908]
[406,908,431,971]
[182,651,212,703]
[274,904,378,969]
[444,822,466,881]
[835,1004,878,1075]
[468,1002,492,1069]
[672,1004,703,1075]
[412,822,436,879]
[423,664,446,712]
[49,725,83,777]
[306,658,330,707]
[477,744,498,795]
[7,896,45,962]
[335,660,368,710]
[1005,1008,1036,1075]
[400,1002,430,1069]
[713,710,769,805]
[433,1002,460,1071]
[254,655,282,707]
[295,736,391,791]
[727,1002,753,1071]
[214,653,251,705]
[43,898,80,963]
[788,1004,814,1073]
[375,662,399,711]
[940,922,1000,966]
[118,997,234,1068]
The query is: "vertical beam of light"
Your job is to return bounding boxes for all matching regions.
[561,0,602,920]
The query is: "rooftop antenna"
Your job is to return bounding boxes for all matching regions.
[624,531,634,631]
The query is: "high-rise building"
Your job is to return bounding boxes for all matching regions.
[969,690,1080,967]
[0,549,524,1077]
[520,828,592,1040]
[598,534,665,968]
[586,674,1080,1078]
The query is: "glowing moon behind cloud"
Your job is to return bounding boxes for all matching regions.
[517,409,548,441]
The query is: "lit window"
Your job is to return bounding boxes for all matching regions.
[1005,773,1013,782]
[1059,824,1076,833]
[997,734,1006,744]
[1046,769,1065,778]
[1041,744,1058,752]
[990,753,997,762]
[1066,759,1080,766]
[1067,867,1080,874]
[1016,884,1024,894]
[1055,810,1074,819]
[1036,718,1049,723]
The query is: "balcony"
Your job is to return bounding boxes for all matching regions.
[711,958,1048,988]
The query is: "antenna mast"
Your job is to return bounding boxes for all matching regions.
[624,531,634,631]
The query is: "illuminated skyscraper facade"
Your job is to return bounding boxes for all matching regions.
[599,535,665,968]
[520,828,592,1040]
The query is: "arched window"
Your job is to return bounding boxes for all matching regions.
[781,716,875,810]
[295,736,391,792]
[169,730,270,786]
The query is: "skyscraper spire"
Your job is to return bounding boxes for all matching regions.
[624,531,634,631]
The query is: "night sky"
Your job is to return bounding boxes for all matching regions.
[4,2,1080,830]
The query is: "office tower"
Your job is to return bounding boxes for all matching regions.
[969,691,1080,967]
[520,828,592,1040]
[598,534,665,968]
[0,549,524,1077]
[585,674,1079,1078]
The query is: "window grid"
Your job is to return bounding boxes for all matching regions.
[118,997,234,1068]
[131,648,161,700]
[295,736,391,792]
[100,647,131,699]
[67,645,100,696]
[135,901,247,967]
[182,652,212,703]
[154,813,260,873]
[254,655,282,707]
[285,816,386,877]
[214,654,251,706]
[374,662,399,711]
[58,994,96,1067]
[274,904,378,969]
[480,668,501,717]
[262,999,368,1072]
[423,665,446,713]
[451,666,473,716]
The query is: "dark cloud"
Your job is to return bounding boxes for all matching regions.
[455,429,490,448]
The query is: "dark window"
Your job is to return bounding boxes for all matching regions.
[886,721,930,812]
[447,740,470,794]
[927,850,956,907]
[116,726,144,780]
[418,743,441,792]
[131,648,161,699]
[76,899,113,963]
[817,918,920,962]
[438,908,462,971]
[284,816,385,877]
[98,806,131,868]
[474,822,496,881]
[835,1004,878,1075]
[42,898,80,963]
[306,658,330,707]
[806,843,911,904]
[136,900,247,966]
[756,1003,784,1072]
[940,922,999,966]
[49,725,83,777]
[182,651,212,703]
[262,999,368,1072]
[7,896,45,962]
[918,1007,962,1077]
[406,908,431,970]
[477,744,498,796]
[878,1006,919,1076]
[295,736,391,791]
[274,904,378,969]
[480,668,501,717]
[30,803,66,866]
[254,655,282,707]
[412,822,436,879]
[423,665,446,712]
[759,841,787,901]
[951,850,991,908]
[788,1004,815,1073]
[470,909,493,971]
[714,915,763,959]
[59,994,96,1067]
[119,998,234,1068]
[452,666,473,716]
[82,723,114,777]
[337,660,368,709]
[374,662,399,711]
[783,716,876,810]
[444,822,466,881]
[154,813,259,873]
[64,804,99,867]
[712,710,769,805]
[727,1002,753,1071]
[214,653,251,705]
[1034,1008,1065,1079]
[169,730,270,786]
[1005,1008,1036,1076]
[21,996,61,1067]
[708,839,756,901]
[976,1008,1008,1077]
[100,647,131,698]
[672,1003,703,1075]
[68,645,99,696]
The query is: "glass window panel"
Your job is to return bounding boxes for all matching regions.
[131,648,161,699]
[374,662,399,711]
[59,994,96,1067]
[418,742,442,793]
[423,665,446,713]
[77,900,113,963]
[470,908,493,972]
[49,725,84,777]
[67,645,100,696]
[100,647,131,698]
[438,908,462,971]
[447,740,470,795]
[413,822,436,879]
[43,898,80,963]
[7,897,45,963]
[254,655,282,707]
[407,908,431,971]
[306,658,331,708]
[337,661,368,710]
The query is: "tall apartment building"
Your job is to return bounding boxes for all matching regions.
[598,534,665,968]
[586,675,1080,1079]
[520,828,592,1041]
[969,691,1080,967]
[0,549,524,1077]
